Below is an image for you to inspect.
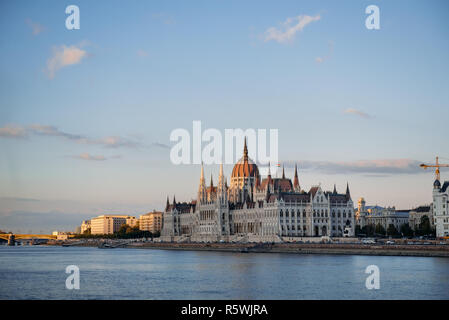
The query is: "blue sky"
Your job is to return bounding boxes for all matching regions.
[1,0,449,233]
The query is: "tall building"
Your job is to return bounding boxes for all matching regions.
[139,211,163,233]
[90,215,137,235]
[161,140,355,242]
[433,178,449,237]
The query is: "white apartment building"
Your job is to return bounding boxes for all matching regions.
[90,215,137,235]
[139,211,163,233]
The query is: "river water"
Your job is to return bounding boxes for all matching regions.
[0,246,448,299]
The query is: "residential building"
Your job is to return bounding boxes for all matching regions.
[139,211,163,233]
[90,215,136,235]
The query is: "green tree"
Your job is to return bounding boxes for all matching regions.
[361,224,375,236]
[375,224,386,236]
[355,225,362,236]
[418,215,432,236]
[400,223,413,237]
[387,224,398,237]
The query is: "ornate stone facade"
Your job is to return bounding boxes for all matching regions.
[161,141,355,242]
[433,178,449,237]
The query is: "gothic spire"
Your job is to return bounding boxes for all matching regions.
[198,162,206,200]
[243,137,248,160]
[346,182,350,197]
[293,164,300,191]
[200,162,204,181]
[333,184,337,194]
[282,165,285,179]
[210,173,214,188]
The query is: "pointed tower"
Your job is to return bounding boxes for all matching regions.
[173,195,176,206]
[218,163,227,203]
[218,163,224,190]
[282,165,285,179]
[267,161,272,186]
[165,196,170,211]
[346,182,351,199]
[293,164,300,192]
[243,136,248,161]
[198,163,206,203]
[210,174,214,188]
[333,184,337,194]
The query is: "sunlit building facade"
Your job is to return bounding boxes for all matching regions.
[161,141,355,242]
[90,215,137,235]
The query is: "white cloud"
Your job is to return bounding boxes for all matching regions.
[0,124,28,138]
[137,49,149,57]
[46,45,88,79]
[315,41,334,63]
[96,136,139,149]
[77,153,107,161]
[26,19,45,35]
[344,108,372,119]
[264,14,321,44]
[29,124,83,140]
[283,159,423,175]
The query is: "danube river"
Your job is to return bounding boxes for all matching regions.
[0,246,448,299]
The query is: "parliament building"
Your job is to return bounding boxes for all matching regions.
[161,140,355,242]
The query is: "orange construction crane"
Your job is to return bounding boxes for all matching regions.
[420,156,449,181]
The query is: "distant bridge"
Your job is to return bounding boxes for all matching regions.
[0,234,57,241]
[0,233,58,245]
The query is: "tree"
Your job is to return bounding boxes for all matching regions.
[417,215,432,236]
[362,224,375,236]
[355,225,362,236]
[387,224,399,237]
[375,224,386,236]
[400,223,413,237]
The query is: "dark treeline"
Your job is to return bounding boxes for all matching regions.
[355,215,435,238]
[75,224,160,239]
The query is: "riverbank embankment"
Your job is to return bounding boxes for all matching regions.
[49,240,449,257]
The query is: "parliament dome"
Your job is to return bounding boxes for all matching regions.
[231,139,259,179]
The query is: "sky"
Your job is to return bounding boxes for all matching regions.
[1,0,449,233]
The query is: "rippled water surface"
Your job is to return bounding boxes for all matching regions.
[0,246,448,299]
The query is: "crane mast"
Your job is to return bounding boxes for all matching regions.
[420,156,449,181]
